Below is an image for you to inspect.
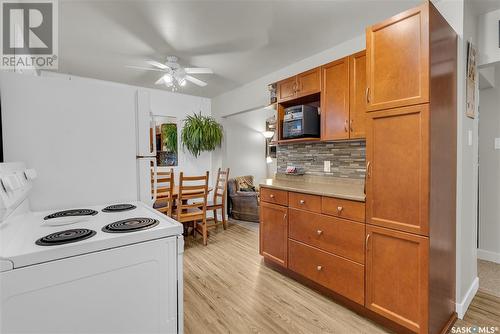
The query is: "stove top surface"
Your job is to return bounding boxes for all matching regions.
[0,201,182,268]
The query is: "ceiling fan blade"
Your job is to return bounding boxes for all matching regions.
[146,60,169,70]
[185,75,207,87]
[184,67,213,74]
[126,65,165,72]
[155,76,165,85]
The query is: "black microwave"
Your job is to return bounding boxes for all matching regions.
[282,105,320,139]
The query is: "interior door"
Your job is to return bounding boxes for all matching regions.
[365,225,429,333]
[260,202,288,267]
[349,51,367,139]
[321,57,349,141]
[296,67,321,98]
[366,3,429,111]
[366,104,429,236]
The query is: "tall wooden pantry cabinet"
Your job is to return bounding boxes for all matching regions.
[364,2,457,334]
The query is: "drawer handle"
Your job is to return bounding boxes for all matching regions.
[299,199,305,205]
[316,230,323,236]
[269,194,275,198]
[337,206,343,213]
[316,265,323,271]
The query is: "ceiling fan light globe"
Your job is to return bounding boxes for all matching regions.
[179,79,187,87]
[163,74,173,84]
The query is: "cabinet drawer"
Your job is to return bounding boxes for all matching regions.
[288,192,321,213]
[322,197,365,222]
[288,240,365,305]
[289,209,365,264]
[260,188,288,206]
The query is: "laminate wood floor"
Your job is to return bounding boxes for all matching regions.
[183,222,500,334]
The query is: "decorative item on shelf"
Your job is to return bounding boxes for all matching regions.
[181,112,223,157]
[285,166,304,175]
[268,83,277,104]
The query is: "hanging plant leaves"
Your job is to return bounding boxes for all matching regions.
[181,112,223,157]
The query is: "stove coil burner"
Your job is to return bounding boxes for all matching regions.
[35,229,96,246]
[44,209,98,220]
[102,204,137,212]
[102,218,159,233]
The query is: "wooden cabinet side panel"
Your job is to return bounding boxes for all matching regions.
[428,3,458,333]
[349,51,367,139]
[366,104,430,236]
[321,58,350,141]
[365,225,429,333]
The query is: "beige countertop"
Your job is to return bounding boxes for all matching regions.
[259,175,365,202]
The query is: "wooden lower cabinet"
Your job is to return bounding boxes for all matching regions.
[365,225,429,333]
[288,240,364,305]
[260,201,288,267]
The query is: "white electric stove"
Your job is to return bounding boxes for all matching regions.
[0,162,184,334]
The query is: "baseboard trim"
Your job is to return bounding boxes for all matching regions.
[478,249,500,264]
[456,276,479,319]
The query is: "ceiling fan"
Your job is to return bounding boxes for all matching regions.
[127,56,213,91]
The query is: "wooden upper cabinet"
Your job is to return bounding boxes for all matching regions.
[366,104,429,236]
[260,202,288,267]
[366,2,429,111]
[296,67,321,98]
[348,51,367,139]
[277,77,297,102]
[321,57,349,141]
[277,68,321,102]
[365,225,429,333]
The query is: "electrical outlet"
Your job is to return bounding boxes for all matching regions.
[324,161,331,173]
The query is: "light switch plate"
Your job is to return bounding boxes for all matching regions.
[468,130,473,146]
[495,138,500,150]
[324,161,331,172]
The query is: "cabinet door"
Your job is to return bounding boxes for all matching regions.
[296,67,321,98]
[260,202,288,267]
[349,51,367,139]
[321,57,349,141]
[366,3,429,111]
[365,225,429,333]
[277,77,297,102]
[366,104,429,236]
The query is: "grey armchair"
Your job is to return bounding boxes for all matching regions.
[227,176,260,222]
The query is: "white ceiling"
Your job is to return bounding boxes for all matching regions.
[57,0,422,97]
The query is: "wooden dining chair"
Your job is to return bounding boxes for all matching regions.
[172,171,210,245]
[206,168,230,230]
[152,169,175,217]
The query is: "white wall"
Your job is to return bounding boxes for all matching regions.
[478,65,500,263]
[478,8,500,66]
[211,35,364,182]
[0,71,212,210]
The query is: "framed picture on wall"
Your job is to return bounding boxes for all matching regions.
[466,41,478,119]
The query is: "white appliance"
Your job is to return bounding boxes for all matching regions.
[0,162,184,334]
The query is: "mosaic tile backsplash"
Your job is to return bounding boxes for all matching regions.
[277,140,366,179]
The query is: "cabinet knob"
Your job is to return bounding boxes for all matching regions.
[299,199,305,204]
[337,206,343,213]
[316,230,323,236]
[269,194,275,198]
[316,265,323,271]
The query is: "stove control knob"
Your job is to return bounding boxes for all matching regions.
[24,169,37,181]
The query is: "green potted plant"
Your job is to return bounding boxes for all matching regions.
[161,123,178,153]
[181,112,223,157]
